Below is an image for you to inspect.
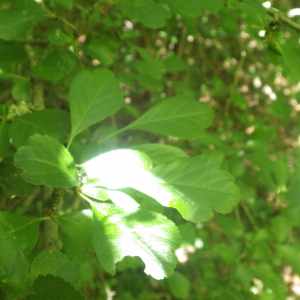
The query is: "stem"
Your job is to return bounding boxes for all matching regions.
[268,7,300,33]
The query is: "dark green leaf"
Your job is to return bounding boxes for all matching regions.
[25,274,86,300]
[91,202,181,279]
[69,69,123,143]
[0,122,9,158]
[10,109,71,148]
[0,239,29,299]
[124,96,215,139]
[0,211,41,253]
[50,0,74,9]
[12,81,31,102]
[14,134,78,187]
[160,0,203,17]
[29,251,81,285]
[115,0,171,28]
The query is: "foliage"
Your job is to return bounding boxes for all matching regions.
[0,0,300,299]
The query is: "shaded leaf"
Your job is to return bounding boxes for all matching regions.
[166,271,190,299]
[0,211,41,253]
[287,179,300,208]
[124,96,214,139]
[115,0,171,28]
[69,69,123,143]
[29,251,81,285]
[10,109,71,148]
[25,274,86,300]
[0,239,29,299]
[91,202,181,279]
[14,134,78,187]
[0,122,9,158]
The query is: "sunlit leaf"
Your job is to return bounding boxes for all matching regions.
[91,202,181,280]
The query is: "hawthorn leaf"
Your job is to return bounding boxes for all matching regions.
[91,202,181,279]
[29,251,81,285]
[82,149,152,189]
[69,69,123,144]
[14,134,78,187]
[115,0,171,28]
[133,154,241,222]
[130,143,188,165]
[10,109,71,148]
[166,271,190,299]
[0,211,41,253]
[0,239,29,299]
[124,96,214,139]
[25,274,86,300]
[56,210,94,249]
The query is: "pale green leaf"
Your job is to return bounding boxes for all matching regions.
[0,211,41,253]
[133,155,241,222]
[10,109,71,148]
[0,239,29,299]
[14,134,78,187]
[130,143,188,164]
[69,69,123,143]
[29,251,81,285]
[166,271,190,299]
[82,149,152,189]
[124,96,214,139]
[25,275,86,300]
[115,0,171,28]
[91,202,181,279]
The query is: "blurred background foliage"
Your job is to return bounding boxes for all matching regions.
[1,0,300,299]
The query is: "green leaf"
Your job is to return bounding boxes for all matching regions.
[0,121,9,158]
[0,211,41,253]
[82,149,153,189]
[10,109,71,148]
[25,274,86,300]
[56,210,94,249]
[50,0,74,9]
[69,69,123,144]
[0,0,46,40]
[166,271,190,299]
[115,0,171,28]
[47,28,74,45]
[29,251,81,285]
[129,143,188,165]
[91,203,181,279]
[287,179,300,208]
[282,42,300,83]
[216,215,244,238]
[136,155,241,222]
[159,0,202,17]
[0,239,29,299]
[14,134,78,187]
[32,48,77,82]
[12,81,31,102]
[277,245,300,276]
[124,96,214,139]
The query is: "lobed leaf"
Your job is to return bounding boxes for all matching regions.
[91,202,181,280]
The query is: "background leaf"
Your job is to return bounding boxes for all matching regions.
[0,211,41,253]
[166,271,190,299]
[10,109,71,148]
[0,239,29,300]
[115,0,171,28]
[69,69,123,144]
[25,274,86,300]
[287,179,300,208]
[29,251,81,285]
[14,134,78,187]
[124,96,214,139]
[91,203,181,280]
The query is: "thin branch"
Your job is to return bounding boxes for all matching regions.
[268,8,300,33]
